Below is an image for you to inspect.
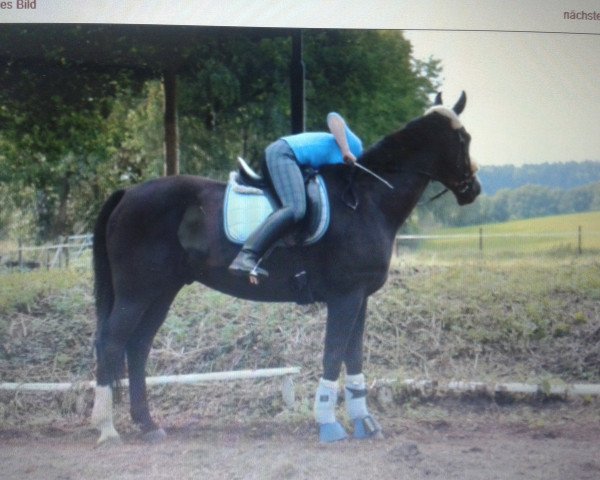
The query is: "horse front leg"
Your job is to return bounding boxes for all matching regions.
[316,291,365,443]
[343,297,383,440]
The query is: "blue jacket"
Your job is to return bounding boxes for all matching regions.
[281,113,363,169]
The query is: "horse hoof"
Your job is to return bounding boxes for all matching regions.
[142,428,167,443]
[95,434,122,448]
[352,415,383,440]
[318,421,349,444]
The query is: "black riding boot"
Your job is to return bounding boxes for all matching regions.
[228,208,296,279]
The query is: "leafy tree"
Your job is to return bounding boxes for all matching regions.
[304,30,440,144]
[0,27,441,239]
[0,62,136,239]
[177,30,441,177]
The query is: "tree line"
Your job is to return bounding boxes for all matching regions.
[0,26,440,241]
[416,179,600,228]
[478,161,600,195]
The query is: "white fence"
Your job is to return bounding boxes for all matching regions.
[0,234,93,272]
[395,226,599,257]
[2,227,598,273]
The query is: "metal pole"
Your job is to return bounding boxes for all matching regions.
[290,29,305,134]
[163,68,179,176]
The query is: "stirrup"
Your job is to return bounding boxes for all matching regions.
[249,261,269,285]
[229,251,269,284]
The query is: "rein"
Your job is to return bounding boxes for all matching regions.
[341,124,474,209]
[424,187,450,203]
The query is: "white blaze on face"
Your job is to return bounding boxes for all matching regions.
[91,385,120,444]
[424,106,463,130]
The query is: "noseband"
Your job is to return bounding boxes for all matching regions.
[453,128,476,187]
[418,127,476,203]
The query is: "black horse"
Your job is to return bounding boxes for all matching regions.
[91,92,480,444]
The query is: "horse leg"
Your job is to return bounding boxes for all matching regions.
[91,297,147,445]
[126,288,179,442]
[90,384,120,445]
[343,297,383,440]
[315,291,365,443]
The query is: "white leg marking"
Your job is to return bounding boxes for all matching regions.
[91,385,120,444]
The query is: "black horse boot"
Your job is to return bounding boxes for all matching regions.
[228,208,295,280]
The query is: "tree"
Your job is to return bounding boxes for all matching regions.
[303,30,440,144]
[177,30,441,177]
[0,61,138,238]
[0,27,441,239]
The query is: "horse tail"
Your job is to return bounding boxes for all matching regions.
[93,189,126,392]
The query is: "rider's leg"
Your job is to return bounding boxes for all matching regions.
[228,140,305,278]
[228,207,295,277]
[263,140,307,223]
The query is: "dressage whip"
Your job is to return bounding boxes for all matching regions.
[354,162,394,190]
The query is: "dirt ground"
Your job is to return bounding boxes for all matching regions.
[2,402,599,480]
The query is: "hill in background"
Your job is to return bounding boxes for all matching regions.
[478,160,600,195]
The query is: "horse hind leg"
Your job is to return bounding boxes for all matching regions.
[91,336,126,445]
[126,289,179,442]
[91,298,147,445]
[91,383,121,445]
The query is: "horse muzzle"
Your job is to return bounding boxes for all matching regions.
[453,175,481,205]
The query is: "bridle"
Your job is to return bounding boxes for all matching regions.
[452,128,476,193]
[342,119,477,208]
[416,127,476,203]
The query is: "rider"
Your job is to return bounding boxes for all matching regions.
[228,112,362,280]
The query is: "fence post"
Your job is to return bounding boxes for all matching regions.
[58,236,64,268]
[18,239,23,268]
[578,225,582,255]
[64,239,70,269]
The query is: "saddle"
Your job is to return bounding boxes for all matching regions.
[223,158,330,246]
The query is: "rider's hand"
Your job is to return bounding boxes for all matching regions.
[343,151,357,165]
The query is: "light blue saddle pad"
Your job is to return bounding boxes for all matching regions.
[223,173,330,246]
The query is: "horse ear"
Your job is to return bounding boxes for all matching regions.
[453,91,467,115]
[434,92,443,105]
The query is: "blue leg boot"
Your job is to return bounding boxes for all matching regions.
[318,422,349,444]
[314,378,348,443]
[352,415,383,440]
[345,373,384,440]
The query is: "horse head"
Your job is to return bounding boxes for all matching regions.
[421,91,481,205]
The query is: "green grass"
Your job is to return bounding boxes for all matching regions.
[412,211,600,257]
[0,269,85,314]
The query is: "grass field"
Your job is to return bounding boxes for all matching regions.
[401,211,600,258]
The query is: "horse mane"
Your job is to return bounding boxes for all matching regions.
[358,110,455,176]
[359,116,428,174]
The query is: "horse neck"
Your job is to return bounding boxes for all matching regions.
[358,136,432,231]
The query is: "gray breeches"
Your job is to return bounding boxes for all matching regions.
[264,140,307,222]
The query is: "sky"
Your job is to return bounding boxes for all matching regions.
[404,30,600,167]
